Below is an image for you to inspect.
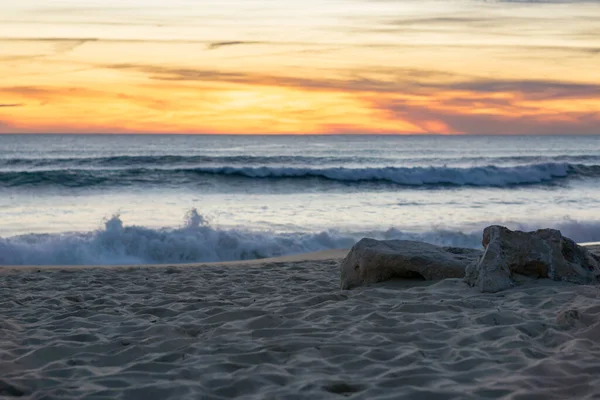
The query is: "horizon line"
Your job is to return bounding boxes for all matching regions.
[1,132,599,136]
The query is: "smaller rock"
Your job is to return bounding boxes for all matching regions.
[465,225,600,293]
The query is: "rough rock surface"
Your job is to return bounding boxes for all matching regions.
[465,225,600,293]
[340,239,482,290]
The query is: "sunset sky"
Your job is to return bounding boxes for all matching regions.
[1,0,599,134]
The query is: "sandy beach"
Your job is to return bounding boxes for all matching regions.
[2,247,600,399]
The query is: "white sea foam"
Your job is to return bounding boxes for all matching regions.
[0,210,354,265]
[2,209,600,266]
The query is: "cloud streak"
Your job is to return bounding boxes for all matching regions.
[206,41,264,50]
[103,63,600,101]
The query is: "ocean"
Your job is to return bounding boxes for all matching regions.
[1,134,599,265]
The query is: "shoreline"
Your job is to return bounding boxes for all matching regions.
[2,243,599,274]
[0,248,350,273]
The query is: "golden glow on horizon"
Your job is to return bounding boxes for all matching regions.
[1,0,599,134]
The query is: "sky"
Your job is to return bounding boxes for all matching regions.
[0,0,599,135]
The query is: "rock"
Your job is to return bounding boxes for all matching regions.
[465,225,600,293]
[340,239,482,290]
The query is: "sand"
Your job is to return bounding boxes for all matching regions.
[2,248,600,399]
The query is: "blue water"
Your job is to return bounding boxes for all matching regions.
[1,134,599,265]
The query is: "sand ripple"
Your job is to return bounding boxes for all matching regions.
[2,260,600,399]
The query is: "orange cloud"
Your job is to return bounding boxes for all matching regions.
[2,63,599,134]
[0,81,425,134]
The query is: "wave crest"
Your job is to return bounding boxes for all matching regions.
[202,163,578,186]
[1,163,597,189]
[0,210,355,265]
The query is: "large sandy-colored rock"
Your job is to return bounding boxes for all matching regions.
[465,225,600,293]
[340,239,482,290]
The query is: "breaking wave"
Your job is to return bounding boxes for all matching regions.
[2,209,600,266]
[1,163,598,189]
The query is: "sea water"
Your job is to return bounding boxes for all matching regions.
[1,134,599,265]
